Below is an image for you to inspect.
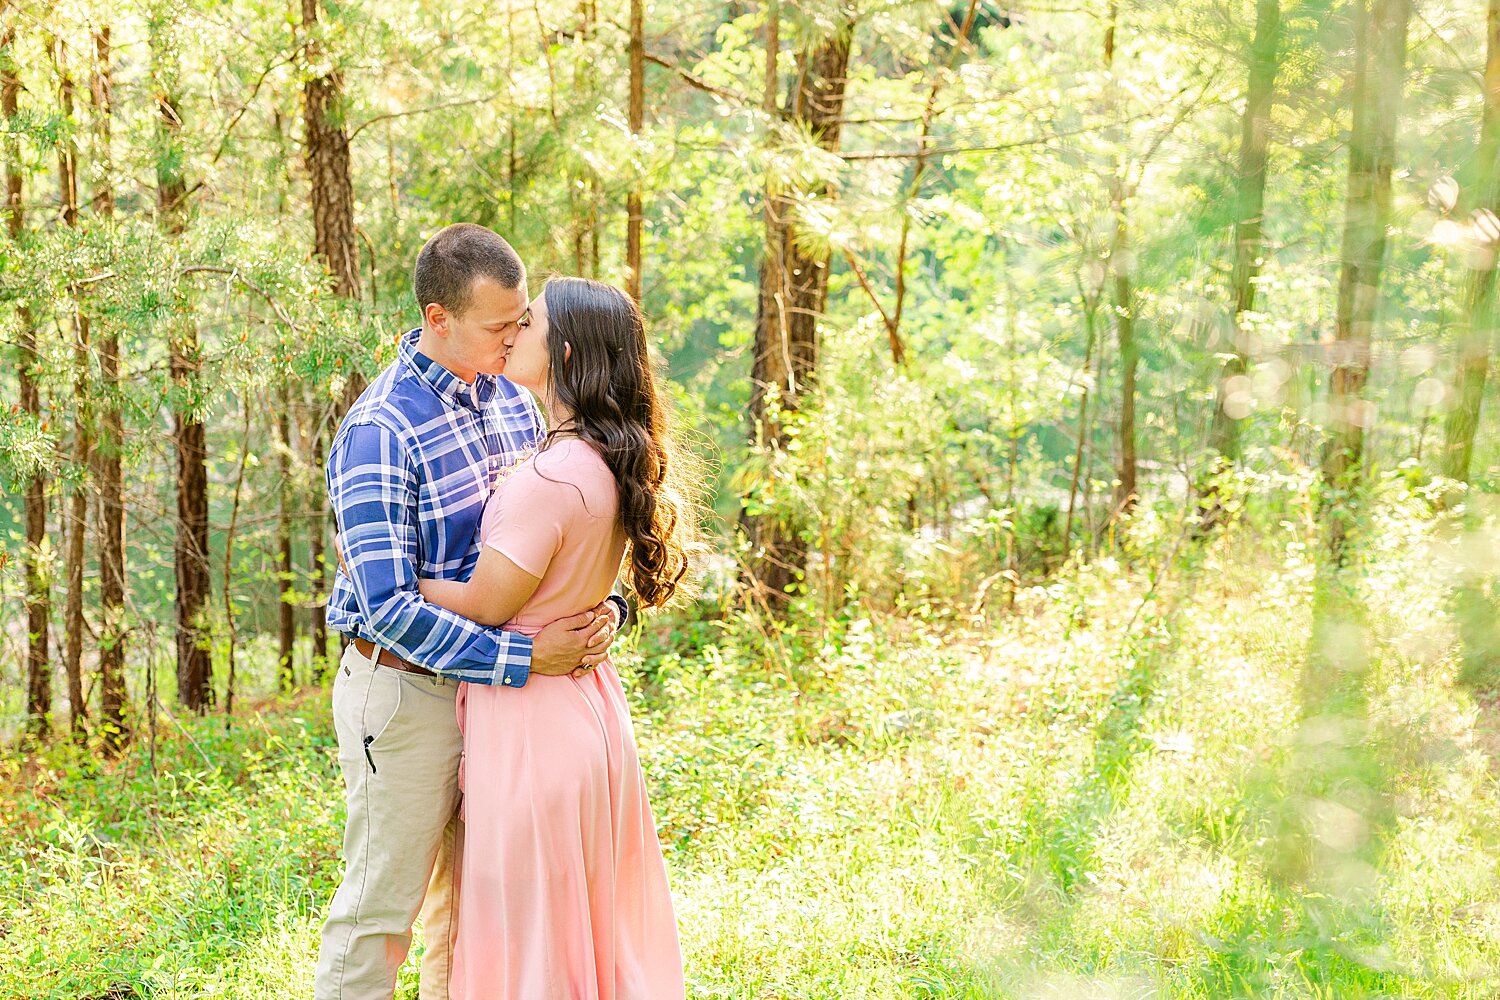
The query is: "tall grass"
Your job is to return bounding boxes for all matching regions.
[4,482,1500,997]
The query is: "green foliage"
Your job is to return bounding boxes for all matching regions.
[1,0,1495,717]
[0,701,343,998]
[0,405,53,485]
[0,0,1499,990]
[5,480,1500,995]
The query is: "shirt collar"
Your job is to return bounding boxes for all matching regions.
[399,328,496,413]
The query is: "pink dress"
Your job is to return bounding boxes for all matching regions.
[450,437,685,1000]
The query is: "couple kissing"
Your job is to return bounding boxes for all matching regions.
[313,223,690,1000]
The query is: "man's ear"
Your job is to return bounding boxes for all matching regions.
[424,302,448,335]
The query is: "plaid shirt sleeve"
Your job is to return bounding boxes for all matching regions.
[328,421,531,687]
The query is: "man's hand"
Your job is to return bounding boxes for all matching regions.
[342,521,619,680]
[530,600,618,677]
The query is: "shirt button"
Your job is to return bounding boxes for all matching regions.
[502,677,511,685]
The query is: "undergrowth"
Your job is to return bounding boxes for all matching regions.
[4,486,1500,998]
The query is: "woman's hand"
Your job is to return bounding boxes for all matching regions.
[569,599,620,678]
[532,600,617,677]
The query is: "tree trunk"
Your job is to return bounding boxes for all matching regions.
[90,27,129,752]
[277,396,297,691]
[1103,2,1139,515]
[1284,0,1412,890]
[626,0,645,303]
[309,412,330,675]
[1113,262,1139,513]
[5,15,50,739]
[175,405,212,708]
[1440,0,1500,489]
[1208,0,1281,468]
[1064,292,1101,561]
[302,0,360,302]
[744,17,853,609]
[154,32,213,713]
[1322,0,1410,563]
[53,36,89,738]
[303,0,358,667]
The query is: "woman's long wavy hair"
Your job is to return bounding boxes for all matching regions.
[539,276,690,608]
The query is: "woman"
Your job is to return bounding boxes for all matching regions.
[417,277,689,999]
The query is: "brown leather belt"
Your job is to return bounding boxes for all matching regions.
[353,637,436,678]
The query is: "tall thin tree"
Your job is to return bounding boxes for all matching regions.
[152,8,213,712]
[1207,0,1282,473]
[302,0,361,669]
[1322,0,1411,562]
[744,16,854,609]
[302,0,360,303]
[1284,0,1413,890]
[90,24,129,751]
[626,0,645,303]
[53,35,89,737]
[1440,0,1500,489]
[4,12,51,739]
[887,0,981,365]
[1103,1,1140,515]
[572,0,601,279]
[277,396,297,691]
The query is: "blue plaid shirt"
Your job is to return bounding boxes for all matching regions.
[326,328,544,686]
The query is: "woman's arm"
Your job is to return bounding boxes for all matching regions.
[417,544,543,627]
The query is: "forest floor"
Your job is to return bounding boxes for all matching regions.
[4,503,1500,998]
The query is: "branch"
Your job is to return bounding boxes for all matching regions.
[840,141,1034,160]
[838,107,1183,161]
[177,265,295,327]
[644,52,749,106]
[1133,65,1226,177]
[71,270,118,288]
[348,91,507,141]
[840,247,905,365]
[208,52,298,168]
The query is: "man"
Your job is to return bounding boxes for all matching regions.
[315,223,627,1000]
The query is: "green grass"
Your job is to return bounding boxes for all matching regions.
[6,501,1500,997]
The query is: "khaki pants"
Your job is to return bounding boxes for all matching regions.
[315,642,464,1000]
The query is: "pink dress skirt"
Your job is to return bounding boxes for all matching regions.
[451,665,684,999]
[449,438,685,999]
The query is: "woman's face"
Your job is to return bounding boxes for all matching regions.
[502,291,551,393]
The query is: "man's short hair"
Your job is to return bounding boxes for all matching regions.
[413,224,525,318]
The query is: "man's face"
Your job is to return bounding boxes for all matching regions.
[434,276,530,380]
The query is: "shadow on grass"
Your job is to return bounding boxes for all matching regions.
[991,608,1177,939]
[1186,562,1408,998]
[964,549,1438,998]
[1045,640,1164,898]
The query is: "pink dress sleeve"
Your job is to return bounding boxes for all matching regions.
[482,460,583,579]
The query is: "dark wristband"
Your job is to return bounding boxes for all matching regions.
[605,594,630,628]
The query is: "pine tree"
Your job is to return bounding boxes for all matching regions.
[151,6,213,712]
[1206,0,1282,484]
[1440,0,1500,490]
[301,0,360,671]
[744,15,855,611]
[3,10,50,739]
[53,33,90,738]
[90,24,130,752]
[1322,0,1411,561]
